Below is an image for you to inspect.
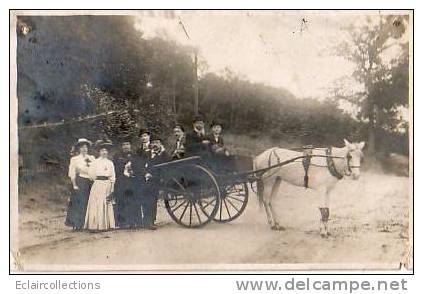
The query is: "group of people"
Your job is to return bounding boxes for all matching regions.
[65,115,230,232]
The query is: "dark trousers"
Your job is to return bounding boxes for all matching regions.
[140,184,158,227]
[65,176,91,229]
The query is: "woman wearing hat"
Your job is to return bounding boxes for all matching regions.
[66,138,95,230]
[84,140,117,231]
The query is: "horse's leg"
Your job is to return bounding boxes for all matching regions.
[269,177,285,231]
[317,186,328,237]
[318,184,335,237]
[261,180,275,227]
[263,201,274,226]
[318,207,329,237]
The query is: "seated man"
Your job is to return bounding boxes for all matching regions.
[208,120,234,172]
[171,124,186,160]
[150,137,170,166]
[209,120,230,157]
[185,115,211,156]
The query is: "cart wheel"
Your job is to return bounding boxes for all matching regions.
[164,164,220,228]
[214,182,249,223]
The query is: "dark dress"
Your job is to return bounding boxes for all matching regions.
[65,154,95,230]
[65,176,92,229]
[113,151,141,228]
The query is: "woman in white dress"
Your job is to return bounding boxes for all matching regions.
[84,140,116,231]
[66,138,95,230]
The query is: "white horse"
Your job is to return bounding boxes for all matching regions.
[253,139,365,237]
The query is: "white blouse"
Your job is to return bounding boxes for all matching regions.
[68,154,96,180]
[88,157,116,183]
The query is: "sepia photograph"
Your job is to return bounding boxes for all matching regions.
[9,9,413,272]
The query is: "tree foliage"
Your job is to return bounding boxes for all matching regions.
[17,15,409,169]
[333,15,409,154]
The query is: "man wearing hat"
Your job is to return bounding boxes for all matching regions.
[128,128,157,229]
[209,120,230,156]
[136,128,152,159]
[134,128,152,191]
[171,124,186,160]
[66,138,95,230]
[113,137,141,229]
[150,136,170,165]
[208,120,233,172]
[185,115,211,156]
[143,136,170,228]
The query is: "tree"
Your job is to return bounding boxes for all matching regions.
[333,15,409,155]
[17,15,362,162]
[17,16,197,144]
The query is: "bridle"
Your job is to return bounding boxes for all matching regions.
[327,147,361,178]
[343,149,362,177]
[343,151,353,176]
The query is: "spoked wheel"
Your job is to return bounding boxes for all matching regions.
[214,182,249,223]
[164,164,221,228]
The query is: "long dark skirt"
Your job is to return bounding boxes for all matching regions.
[65,176,92,229]
[115,178,142,228]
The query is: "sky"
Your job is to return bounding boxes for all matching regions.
[133,11,384,100]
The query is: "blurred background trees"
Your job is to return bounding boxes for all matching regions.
[333,15,409,157]
[16,15,410,171]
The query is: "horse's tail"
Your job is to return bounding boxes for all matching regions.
[256,178,264,208]
[253,157,264,208]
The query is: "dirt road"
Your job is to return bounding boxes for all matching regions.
[16,172,411,271]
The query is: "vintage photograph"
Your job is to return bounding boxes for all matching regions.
[10,10,412,272]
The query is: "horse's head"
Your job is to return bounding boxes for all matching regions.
[343,139,365,180]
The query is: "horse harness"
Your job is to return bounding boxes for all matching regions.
[264,146,357,188]
[325,146,344,179]
[302,145,313,188]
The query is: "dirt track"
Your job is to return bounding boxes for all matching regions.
[16,172,411,271]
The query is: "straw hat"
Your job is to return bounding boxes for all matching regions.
[94,139,113,150]
[74,138,92,148]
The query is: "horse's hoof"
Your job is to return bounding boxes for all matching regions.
[271,225,285,231]
[320,232,330,238]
